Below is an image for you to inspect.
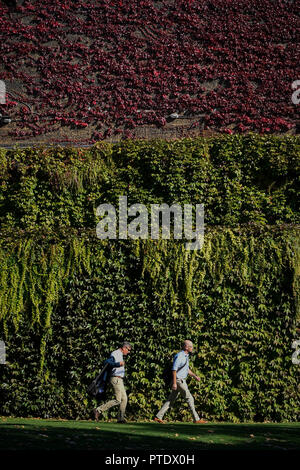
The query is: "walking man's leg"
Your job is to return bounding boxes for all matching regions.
[117,379,127,422]
[97,377,125,418]
[177,380,200,422]
[156,388,178,420]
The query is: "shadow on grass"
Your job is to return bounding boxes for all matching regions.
[0,420,300,452]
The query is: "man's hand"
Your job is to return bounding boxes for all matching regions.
[171,370,177,390]
[188,369,200,381]
[120,361,125,366]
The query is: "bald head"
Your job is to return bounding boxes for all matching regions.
[183,340,193,352]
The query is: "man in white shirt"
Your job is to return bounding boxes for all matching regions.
[94,341,132,423]
[154,340,207,424]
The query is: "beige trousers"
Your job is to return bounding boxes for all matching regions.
[156,378,200,421]
[97,376,127,421]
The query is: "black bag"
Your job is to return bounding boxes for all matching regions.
[162,358,173,387]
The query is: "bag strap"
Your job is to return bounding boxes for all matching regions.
[175,356,188,373]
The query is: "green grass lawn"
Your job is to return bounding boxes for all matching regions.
[0,417,300,451]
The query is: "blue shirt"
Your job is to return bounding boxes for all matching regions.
[172,350,189,379]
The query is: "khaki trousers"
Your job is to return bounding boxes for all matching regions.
[156,378,200,421]
[97,376,127,421]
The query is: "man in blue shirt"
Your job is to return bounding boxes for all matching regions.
[154,340,207,424]
[94,341,132,423]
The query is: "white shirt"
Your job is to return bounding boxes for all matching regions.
[110,348,125,378]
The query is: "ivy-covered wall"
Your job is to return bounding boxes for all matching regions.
[0,134,299,230]
[0,135,299,421]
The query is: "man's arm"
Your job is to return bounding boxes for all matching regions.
[172,354,185,390]
[188,368,200,381]
[105,357,125,368]
[172,370,177,390]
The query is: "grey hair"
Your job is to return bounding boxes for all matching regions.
[183,340,193,349]
[121,341,132,349]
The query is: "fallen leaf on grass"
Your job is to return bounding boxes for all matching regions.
[207,430,214,433]
[188,437,196,440]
